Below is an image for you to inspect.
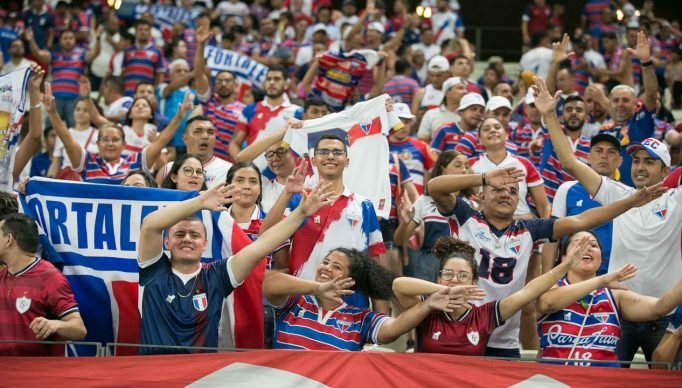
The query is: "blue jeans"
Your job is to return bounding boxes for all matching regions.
[55,96,78,128]
[616,315,671,367]
[405,250,440,283]
[484,346,521,359]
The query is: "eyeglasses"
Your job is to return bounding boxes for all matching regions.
[181,166,205,177]
[439,270,473,282]
[265,148,288,160]
[315,148,346,158]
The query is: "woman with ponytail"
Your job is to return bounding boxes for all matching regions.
[263,248,462,351]
[392,236,594,356]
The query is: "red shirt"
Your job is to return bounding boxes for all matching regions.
[418,301,503,356]
[0,259,79,356]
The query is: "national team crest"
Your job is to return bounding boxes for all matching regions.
[192,293,208,312]
[467,330,479,346]
[506,239,521,255]
[336,320,352,332]
[16,295,31,314]
[652,203,667,220]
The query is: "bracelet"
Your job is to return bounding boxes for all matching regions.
[641,59,653,67]
[481,173,486,186]
[31,103,41,110]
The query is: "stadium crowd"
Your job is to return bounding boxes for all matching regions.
[0,0,682,370]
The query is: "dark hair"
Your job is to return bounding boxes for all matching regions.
[247,88,265,103]
[432,237,479,281]
[125,97,155,125]
[134,80,155,94]
[215,70,235,80]
[124,170,158,188]
[0,192,18,217]
[43,125,54,138]
[329,248,396,300]
[430,150,466,180]
[225,161,263,206]
[119,31,134,42]
[602,31,617,40]
[97,123,126,142]
[162,153,208,191]
[557,230,602,267]
[134,19,152,29]
[0,213,39,253]
[314,134,347,152]
[59,29,76,38]
[186,114,212,129]
[304,96,328,112]
[168,214,206,236]
[166,38,184,58]
[267,64,288,79]
[563,94,585,106]
[450,54,469,64]
[531,31,548,48]
[103,76,125,95]
[394,58,410,74]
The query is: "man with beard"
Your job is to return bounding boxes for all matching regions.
[539,95,593,202]
[0,38,36,76]
[194,20,245,162]
[583,83,610,135]
[230,65,301,159]
[430,93,484,154]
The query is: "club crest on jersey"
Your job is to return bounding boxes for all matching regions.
[432,331,442,340]
[467,330,479,346]
[594,313,610,323]
[652,203,667,220]
[336,320,352,332]
[506,239,521,255]
[359,120,373,135]
[346,209,360,229]
[192,293,208,312]
[15,295,31,314]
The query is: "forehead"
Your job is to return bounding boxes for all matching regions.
[591,141,618,151]
[124,174,146,185]
[189,120,215,131]
[133,98,150,107]
[610,89,634,99]
[216,72,234,80]
[481,118,503,127]
[570,231,597,244]
[564,100,585,109]
[486,182,519,192]
[233,167,259,178]
[632,149,654,160]
[317,139,345,149]
[169,220,206,236]
[266,70,285,79]
[100,126,121,137]
[443,257,472,271]
[325,251,350,265]
[179,157,202,167]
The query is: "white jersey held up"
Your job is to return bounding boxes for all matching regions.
[0,67,31,192]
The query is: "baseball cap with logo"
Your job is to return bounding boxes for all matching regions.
[486,96,512,112]
[428,55,450,72]
[457,93,485,112]
[626,138,671,167]
[393,103,416,120]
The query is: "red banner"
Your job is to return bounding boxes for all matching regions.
[1,350,679,386]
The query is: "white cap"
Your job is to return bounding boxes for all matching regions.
[524,88,536,105]
[393,103,415,120]
[428,55,450,72]
[442,76,463,92]
[368,21,385,34]
[626,138,671,167]
[486,96,512,112]
[311,23,328,35]
[457,93,485,112]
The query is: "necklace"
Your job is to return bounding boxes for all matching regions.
[177,273,199,298]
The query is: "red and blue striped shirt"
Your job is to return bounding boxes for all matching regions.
[201,95,245,161]
[122,44,163,96]
[51,48,87,98]
[389,137,434,194]
[75,149,148,185]
[382,75,420,107]
[539,132,591,202]
[430,122,467,153]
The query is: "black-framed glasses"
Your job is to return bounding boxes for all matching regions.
[181,166,205,177]
[265,148,288,160]
[315,148,346,158]
[439,270,473,282]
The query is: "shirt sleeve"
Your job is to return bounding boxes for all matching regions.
[138,252,168,286]
[412,195,425,224]
[593,176,634,205]
[363,309,390,345]
[519,156,543,187]
[551,182,571,218]
[207,255,241,298]
[46,269,80,319]
[525,218,556,242]
[454,132,476,157]
[442,196,478,226]
[363,200,387,257]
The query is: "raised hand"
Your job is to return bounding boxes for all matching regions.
[425,288,473,313]
[177,92,194,117]
[196,18,211,44]
[41,82,55,111]
[16,176,29,195]
[24,28,34,42]
[199,182,241,212]
[603,264,637,289]
[299,182,334,216]
[315,276,355,304]
[563,234,593,267]
[285,161,307,194]
[398,195,414,225]
[551,33,573,63]
[630,181,668,207]
[532,76,562,114]
[484,167,525,189]
[448,284,487,301]
[626,30,651,62]
[28,64,45,91]
[79,76,91,98]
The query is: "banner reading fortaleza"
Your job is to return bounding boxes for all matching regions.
[203,45,269,90]
[19,178,265,355]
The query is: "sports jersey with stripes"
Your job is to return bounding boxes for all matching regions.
[285,188,386,280]
[121,44,163,96]
[272,294,389,351]
[418,301,504,356]
[445,197,555,349]
[75,149,148,184]
[511,123,543,166]
[309,50,373,112]
[538,277,621,367]
[383,75,420,107]
[430,122,468,153]
[0,259,79,356]
[388,155,412,219]
[122,124,156,156]
[199,95,245,161]
[50,48,87,98]
[231,205,288,270]
[412,194,462,253]
[455,130,520,160]
[539,131,591,202]
[389,137,434,194]
[470,153,544,215]
[236,99,301,146]
[138,253,239,354]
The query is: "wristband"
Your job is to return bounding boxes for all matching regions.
[641,59,653,67]
[31,103,41,110]
[481,173,486,186]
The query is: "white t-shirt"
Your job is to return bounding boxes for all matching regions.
[161,155,233,188]
[430,11,463,45]
[261,177,284,213]
[594,177,682,298]
[0,67,30,192]
[122,124,157,157]
[105,96,133,119]
[0,59,36,76]
[470,153,543,215]
[411,43,441,62]
[216,1,250,19]
[91,32,120,78]
[419,84,445,109]
[520,47,553,79]
[417,105,460,141]
[53,127,99,167]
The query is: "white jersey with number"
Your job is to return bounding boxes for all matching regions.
[594,177,682,298]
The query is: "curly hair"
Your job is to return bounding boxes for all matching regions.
[328,248,396,300]
[432,237,479,281]
[0,191,18,217]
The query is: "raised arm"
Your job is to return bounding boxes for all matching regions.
[300,55,320,96]
[236,119,302,162]
[392,276,485,310]
[626,30,658,111]
[84,27,102,63]
[552,182,667,240]
[259,161,307,233]
[12,65,45,181]
[536,263,637,314]
[43,82,83,174]
[500,235,594,320]
[546,34,572,95]
[263,271,354,307]
[393,195,418,246]
[24,28,51,64]
[144,93,192,168]
[534,76,603,195]
[617,280,682,322]
[79,77,109,127]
